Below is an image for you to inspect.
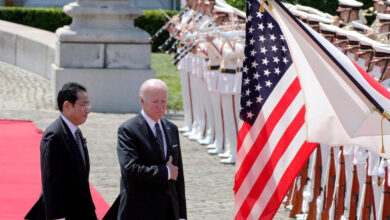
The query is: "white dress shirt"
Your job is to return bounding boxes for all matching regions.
[60,114,78,141]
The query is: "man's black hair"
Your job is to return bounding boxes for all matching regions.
[57,82,87,112]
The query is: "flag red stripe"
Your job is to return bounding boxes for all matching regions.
[234,77,301,192]
[237,122,252,152]
[352,62,390,100]
[259,141,317,219]
[236,106,306,219]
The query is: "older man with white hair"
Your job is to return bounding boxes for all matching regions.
[104,79,187,220]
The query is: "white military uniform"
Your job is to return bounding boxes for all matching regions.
[177,7,196,133]
[217,38,240,164]
[205,37,224,154]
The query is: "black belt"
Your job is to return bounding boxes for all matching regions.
[165,190,171,196]
[236,67,243,72]
[220,68,236,74]
[208,65,220,70]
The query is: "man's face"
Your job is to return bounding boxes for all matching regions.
[374,2,387,13]
[65,91,90,126]
[140,87,167,122]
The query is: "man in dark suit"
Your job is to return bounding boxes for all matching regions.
[106,79,186,220]
[25,82,97,220]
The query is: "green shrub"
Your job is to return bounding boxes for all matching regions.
[134,10,179,52]
[0,7,71,32]
[0,7,178,52]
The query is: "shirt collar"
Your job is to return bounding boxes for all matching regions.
[141,110,162,132]
[60,114,78,138]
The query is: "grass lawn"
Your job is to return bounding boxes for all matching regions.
[151,52,183,111]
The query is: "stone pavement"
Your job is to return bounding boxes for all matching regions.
[0,61,292,219]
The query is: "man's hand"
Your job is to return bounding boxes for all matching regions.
[167,156,178,180]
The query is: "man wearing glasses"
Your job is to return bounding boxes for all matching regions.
[25,82,97,220]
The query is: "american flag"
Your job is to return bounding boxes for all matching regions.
[234,1,317,219]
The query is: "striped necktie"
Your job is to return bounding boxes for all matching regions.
[154,123,165,160]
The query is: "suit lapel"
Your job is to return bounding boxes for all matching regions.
[59,117,87,177]
[136,114,166,163]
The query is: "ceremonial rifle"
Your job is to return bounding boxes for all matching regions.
[289,160,309,217]
[321,147,336,220]
[349,165,360,220]
[335,147,346,220]
[362,162,376,220]
[149,8,188,44]
[382,165,390,219]
[285,178,297,209]
[307,146,322,220]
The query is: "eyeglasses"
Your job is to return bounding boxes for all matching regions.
[76,103,91,111]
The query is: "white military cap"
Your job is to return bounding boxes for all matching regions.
[355,35,383,55]
[377,13,390,23]
[306,13,334,25]
[307,7,334,20]
[352,20,373,33]
[337,0,364,10]
[372,44,390,62]
[319,22,338,37]
[334,27,354,44]
[214,5,233,17]
[343,31,364,49]
[295,4,313,12]
[290,8,308,22]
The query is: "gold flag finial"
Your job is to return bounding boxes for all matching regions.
[259,0,273,12]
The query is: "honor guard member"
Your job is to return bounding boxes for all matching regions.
[335,0,366,28]
[371,44,390,88]
[352,20,373,34]
[215,9,241,164]
[319,22,338,42]
[187,0,216,143]
[305,13,334,32]
[374,13,390,43]
[182,0,207,139]
[197,0,217,146]
[204,6,230,155]
[176,2,197,133]
[344,31,363,61]
[355,34,383,72]
[333,27,353,52]
[373,0,388,14]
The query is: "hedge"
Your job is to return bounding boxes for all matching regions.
[0,7,178,52]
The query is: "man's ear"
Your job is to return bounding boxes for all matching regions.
[63,101,71,111]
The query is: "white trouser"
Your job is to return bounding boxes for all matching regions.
[208,91,223,152]
[180,70,193,130]
[198,77,214,144]
[220,94,238,161]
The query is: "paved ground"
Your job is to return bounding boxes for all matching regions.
[0,61,292,219]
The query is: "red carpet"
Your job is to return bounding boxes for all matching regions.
[0,120,109,219]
